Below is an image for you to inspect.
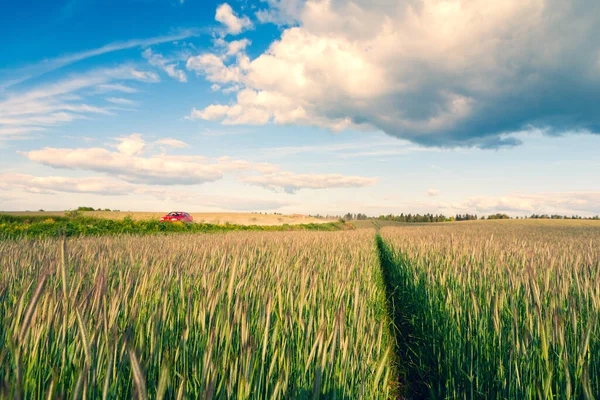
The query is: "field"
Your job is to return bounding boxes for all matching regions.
[378,220,600,398]
[2,219,600,398]
[3,211,333,226]
[0,231,393,398]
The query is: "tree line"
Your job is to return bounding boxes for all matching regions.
[322,212,600,223]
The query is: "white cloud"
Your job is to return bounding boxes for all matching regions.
[186,24,385,130]
[115,133,147,155]
[0,66,159,138]
[215,3,253,35]
[188,87,352,129]
[154,138,189,148]
[24,148,216,186]
[126,68,160,83]
[106,97,137,106]
[22,134,377,196]
[142,48,187,82]
[427,189,439,196]
[191,0,600,148]
[186,53,248,83]
[241,171,378,193]
[222,84,243,94]
[189,104,232,121]
[22,134,278,185]
[224,39,251,56]
[95,84,137,94]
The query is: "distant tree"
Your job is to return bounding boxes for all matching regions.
[488,213,510,220]
[377,213,451,223]
[455,213,478,221]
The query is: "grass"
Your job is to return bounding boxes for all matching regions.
[3,217,599,398]
[379,221,600,398]
[0,230,393,398]
[0,214,350,239]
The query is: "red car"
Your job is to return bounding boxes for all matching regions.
[160,211,193,223]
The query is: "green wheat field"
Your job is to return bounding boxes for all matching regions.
[1,220,600,399]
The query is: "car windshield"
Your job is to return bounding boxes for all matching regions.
[167,212,182,216]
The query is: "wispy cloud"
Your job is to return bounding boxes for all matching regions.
[155,138,189,148]
[0,30,199,88]
[241,137,450,160]
[142,48,188,82]
[107,97,137,106]
[241,171,378,194]
[0,66,159,138]
[95,83,138,94]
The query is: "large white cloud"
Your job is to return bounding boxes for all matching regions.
[189,0,600,148]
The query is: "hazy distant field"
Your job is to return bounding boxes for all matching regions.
[4,211,333,226]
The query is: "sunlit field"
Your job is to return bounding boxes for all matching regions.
[379,220,600,398]
[0,231,392,398]
[3,219,599,399]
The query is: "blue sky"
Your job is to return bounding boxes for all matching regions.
[1,0,599,216]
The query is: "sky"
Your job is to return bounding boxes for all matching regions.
[1,0,599,217]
